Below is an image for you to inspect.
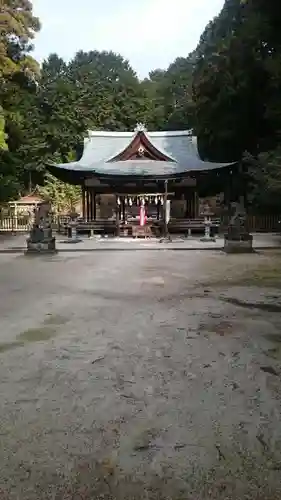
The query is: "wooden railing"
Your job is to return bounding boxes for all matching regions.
[0,214,60,233]
[1,214,280,234]
[0,216,32,232]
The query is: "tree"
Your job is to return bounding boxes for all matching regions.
[0,0,40,78]
[243,149,281,213]
[161,57,195,130]
[192,0,281,210]
[0,0,40,200]
[141,59,195,131]
[192,0,281,158]
[141,70,167,130]
[0,0,40,149]
[0,106,8,150]
[38,173,81,214]
[1,0,281,213]
[241,0,281,47]
[67,50,147,131]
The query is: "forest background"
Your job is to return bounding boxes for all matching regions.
[1,0,280,213]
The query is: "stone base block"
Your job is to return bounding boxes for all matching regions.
[223,236,253,253]
[63,238,82,244]
[26,237,57,254]
[200,236,216,242]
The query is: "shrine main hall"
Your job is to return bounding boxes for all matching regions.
[48,124,234,235]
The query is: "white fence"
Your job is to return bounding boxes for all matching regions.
[0,216,32,232]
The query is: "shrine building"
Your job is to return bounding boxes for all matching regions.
[47,124,235,235]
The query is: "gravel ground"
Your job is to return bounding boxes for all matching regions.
[0,248,281,499]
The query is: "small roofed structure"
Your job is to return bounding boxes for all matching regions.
[8,190,44,216]
[47,124,236,234]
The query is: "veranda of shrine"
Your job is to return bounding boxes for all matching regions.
[47,123,246,237]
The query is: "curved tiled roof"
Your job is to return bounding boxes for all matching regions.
[48,129,235,178]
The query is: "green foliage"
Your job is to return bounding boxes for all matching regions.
[1,0,281,214]
[0,107,8,150]
[141,60,195,131]
[244,149,281,212]
[0,0,40,79]
[191,0,281,210]
[193,0,268,160]
[38,173,81,213]
[0,0,40,156]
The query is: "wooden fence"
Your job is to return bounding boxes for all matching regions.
[247,214,281,232]
[0,214,60,233]
[0,214,280,234]
[0,216,32,232]
[221,214,281,233]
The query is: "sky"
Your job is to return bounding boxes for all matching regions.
[32,0,225,78]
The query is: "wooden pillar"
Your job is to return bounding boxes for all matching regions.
[93,193,97,220]
[116,195,120,236]
[194,191,199,218]
[163,179,168,238]
[88,190,92,220]
[184,190,195,218]
[225,169,232,215]
[190,194,194,218]
[88,191,91,220]
[90,191,93,220]
[238,162,246,208]
[191,191,194,218]
[84,188,87,221]
[184,191,189,218]
[82,186,86,219]
[122,197,126,222]
[86,189,90,221]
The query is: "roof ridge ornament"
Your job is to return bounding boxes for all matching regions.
[134,122,147,132]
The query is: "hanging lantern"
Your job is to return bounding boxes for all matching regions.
[160,196,164,205]
[129,197,132,206]
[124,197,128,205]
[154,196,158,204]
[117,196,121,205]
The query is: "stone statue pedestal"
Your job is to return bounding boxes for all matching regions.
[26,226,57,254]
[223,231,253,253]
[25,202,57,254]
[223,200,253,253]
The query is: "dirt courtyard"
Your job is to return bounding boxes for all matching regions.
[0,247,281,499]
